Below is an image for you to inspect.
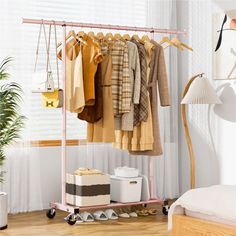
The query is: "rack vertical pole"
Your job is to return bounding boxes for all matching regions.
[61,24,67,205]
[149,30,157,200]
[150,158,156,199]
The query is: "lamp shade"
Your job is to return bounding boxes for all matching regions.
[181,76,222,104]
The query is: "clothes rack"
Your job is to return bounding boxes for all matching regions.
[22,18,186,224]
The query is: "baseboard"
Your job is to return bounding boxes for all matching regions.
[0,225,8,230]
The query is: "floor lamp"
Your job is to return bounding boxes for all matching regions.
[181,73,222,189]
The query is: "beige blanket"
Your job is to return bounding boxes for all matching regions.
[74,168,102,176]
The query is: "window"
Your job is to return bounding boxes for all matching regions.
[1,0,147,141]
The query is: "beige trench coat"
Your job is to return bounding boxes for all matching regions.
[130,41,170,156]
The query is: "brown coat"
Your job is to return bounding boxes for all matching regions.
[130,41,170,156]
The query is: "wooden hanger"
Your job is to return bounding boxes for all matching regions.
[88,31,96,38]
[123,34,131,41]
[96,32,104,40]
[105,32,114,41]
[132,34,141,42]
[141,35,151,42]
[159,36,182,50]
[57,30,77,48]
[139,34,151,44]
[77,31,86,38]
[114,33,123,41]
[171,37,193,51]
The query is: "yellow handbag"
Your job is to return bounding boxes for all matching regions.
[41,23,63,108]
[41,89,63,108]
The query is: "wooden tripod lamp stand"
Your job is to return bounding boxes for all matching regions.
[181,73,222,189]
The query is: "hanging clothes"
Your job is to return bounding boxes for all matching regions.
[113,39,148,150]
[110,40,132,116]
[87,44,115,143]
[81,34,103,106]
[113,40,154,151]
[115,41,141,131]
[130,40,155,151]
[130,40,171,156]
[131,38,148,126]
[57,39,85,113]
[77,56,103,122]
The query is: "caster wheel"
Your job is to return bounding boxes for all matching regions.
[46,208,56,219]
[162,205,169,216]
[65,213,77,225]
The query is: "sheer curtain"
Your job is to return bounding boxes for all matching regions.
[0,0,179,213]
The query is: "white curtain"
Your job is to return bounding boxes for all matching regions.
[0,0,44,213]
[1,0,179,213]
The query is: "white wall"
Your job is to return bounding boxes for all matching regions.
[212,0,236,185]
[178,0,236,194]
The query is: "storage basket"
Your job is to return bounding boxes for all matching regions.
[66,174,110,207]
[110,175,142,203]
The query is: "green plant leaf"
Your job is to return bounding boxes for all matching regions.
[0,57,25,183]
[0,57,12,81]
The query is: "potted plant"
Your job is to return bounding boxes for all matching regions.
[0,57,25,230]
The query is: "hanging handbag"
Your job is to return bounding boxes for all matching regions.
[32,21,55,93]
[41,23,63,108]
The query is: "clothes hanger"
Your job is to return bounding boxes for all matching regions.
[141,34,151,42]
[159,36,182,50]
[105,32,114,41]
[114,33,123,41]
[171,37,193,51]
[88,31,96,38]
[75,30,89,46]
[77,30,86,38]
[57,27,78,48]
[96,25,104,40]
[97,32,104,40]
[139,34,151,45]
[132,34,141,42]
[123,34,131,41]
[57,24,81,59]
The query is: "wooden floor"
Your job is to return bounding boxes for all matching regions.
[1,209,168,236]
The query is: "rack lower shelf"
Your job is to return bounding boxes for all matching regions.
[50,198,165,213]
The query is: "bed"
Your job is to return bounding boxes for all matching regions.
[168,185,236,236]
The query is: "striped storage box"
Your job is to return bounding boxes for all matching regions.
[66,174,110,207]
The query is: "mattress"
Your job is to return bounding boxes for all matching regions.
[168,185,236,231]
[185,209,236,228]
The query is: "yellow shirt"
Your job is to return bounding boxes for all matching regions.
[58,39,85,113]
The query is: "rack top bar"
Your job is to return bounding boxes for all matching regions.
[22,18,187,35]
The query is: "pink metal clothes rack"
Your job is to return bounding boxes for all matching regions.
[22,18,185,224]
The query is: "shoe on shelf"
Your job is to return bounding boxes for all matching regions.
[104,209,118,220]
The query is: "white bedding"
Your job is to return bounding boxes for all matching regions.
[168,185,236,231]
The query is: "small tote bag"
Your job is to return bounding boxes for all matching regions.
[32,21,55,93]
[41,23,63,108]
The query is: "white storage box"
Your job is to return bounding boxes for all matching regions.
[110,175,142,203]
[66,174,110,207]
[114,166,139,178]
